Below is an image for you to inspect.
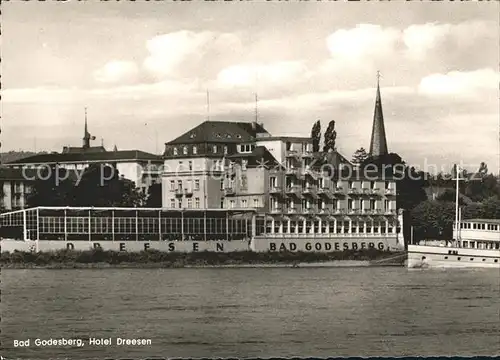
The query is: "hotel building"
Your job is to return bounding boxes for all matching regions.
[162,78,402,246]
[4,118,163,191]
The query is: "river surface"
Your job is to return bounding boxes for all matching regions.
[1,267,499,359]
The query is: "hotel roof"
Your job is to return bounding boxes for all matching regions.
[166,121,270,145]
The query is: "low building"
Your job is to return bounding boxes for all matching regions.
[3,118,163,190]
[0,167,35,211]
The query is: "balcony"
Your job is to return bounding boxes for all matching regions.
[370,188,381,196]
[184,188,193,196]
[285,185,302,197]
[269,186,283,194]
[224,187,235,196]
[285,167,299,175]
[270,207,282,214]
[303,185,318,196]
[319,208,331,215]
[303,207,317,215]
[286,207,298,214]
[385,209,397,215]
[333,209,345,215]
[175,188,183,197]
[384,188,395,196]
[285,150,299,158]
[348,188,360,195]
[333,187,344,195]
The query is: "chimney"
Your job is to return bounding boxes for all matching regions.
[251,121,257,131]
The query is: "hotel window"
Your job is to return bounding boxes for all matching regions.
[370,181,376,189]
[220,180,224,190]
[348,181,354,189]
[173,147,178,155]
[370,199,376,210]
[343,221,349,233]
[385,181,390,189]
[188,161,193,171]
[302,199,307,210]
[230,200,236,209]
[221,199,225,208]
[170,180,175,191]
[186,180,192,191]
[194,179,200,190]
[224,146,228,155]
[213,145,218,153]
[195,197,200,208]
[177,199,182,209]
[193,146,197,155]
[351,221,357,233]
[253,199,259,208]
[178,161,183,171]
[177,180,182,190]
[384,200,390,211]
[242,199,248,208]
[183,146,188,155]
[333,199,338,210]
[187,198,192,208]
[318,178,324,188]
[270,176,277,188]
[348,199,353,210]
[318,199,324,209]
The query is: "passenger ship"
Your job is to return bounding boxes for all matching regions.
[407,166,500,268]
[407,218,500,268]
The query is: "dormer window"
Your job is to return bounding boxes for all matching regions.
[173,147,178,155]
[183,146,188,155]
[193,146,197,155]
[213,145,218,153]
[189,133,196,139]
[223,146,228,155]
[236,134,242,139]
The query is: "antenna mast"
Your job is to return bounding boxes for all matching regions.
[255,93,259,123]
[206,89,210,121]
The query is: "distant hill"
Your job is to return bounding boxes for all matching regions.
[0,151,48,164]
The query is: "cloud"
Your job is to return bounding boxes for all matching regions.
[326,24,400,61]
[143,30,241,79]
[403,23,451,60]
[93,60,139,84]
[418,69,499,97]
[216,61,310,88]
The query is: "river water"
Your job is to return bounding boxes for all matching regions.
[1,267,499,359]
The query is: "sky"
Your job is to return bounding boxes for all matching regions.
[2,1,499,174]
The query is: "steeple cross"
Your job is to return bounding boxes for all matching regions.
[376,70,381,81]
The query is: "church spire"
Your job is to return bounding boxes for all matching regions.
[369,71,388,157]
[82,107,96,149]
[83,107,90,148]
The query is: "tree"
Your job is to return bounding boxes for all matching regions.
[410,200,456,241]
[26,166,75,207]
[72,164,146,207]
[145,182,162,207]
[310,120,321,153]
[481,196,500,219]
[351,147,368,166]
[323,120,337,153]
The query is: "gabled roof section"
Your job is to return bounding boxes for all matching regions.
[5,150,162,165]
[227,146,281,169]
[167,121,270,145]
